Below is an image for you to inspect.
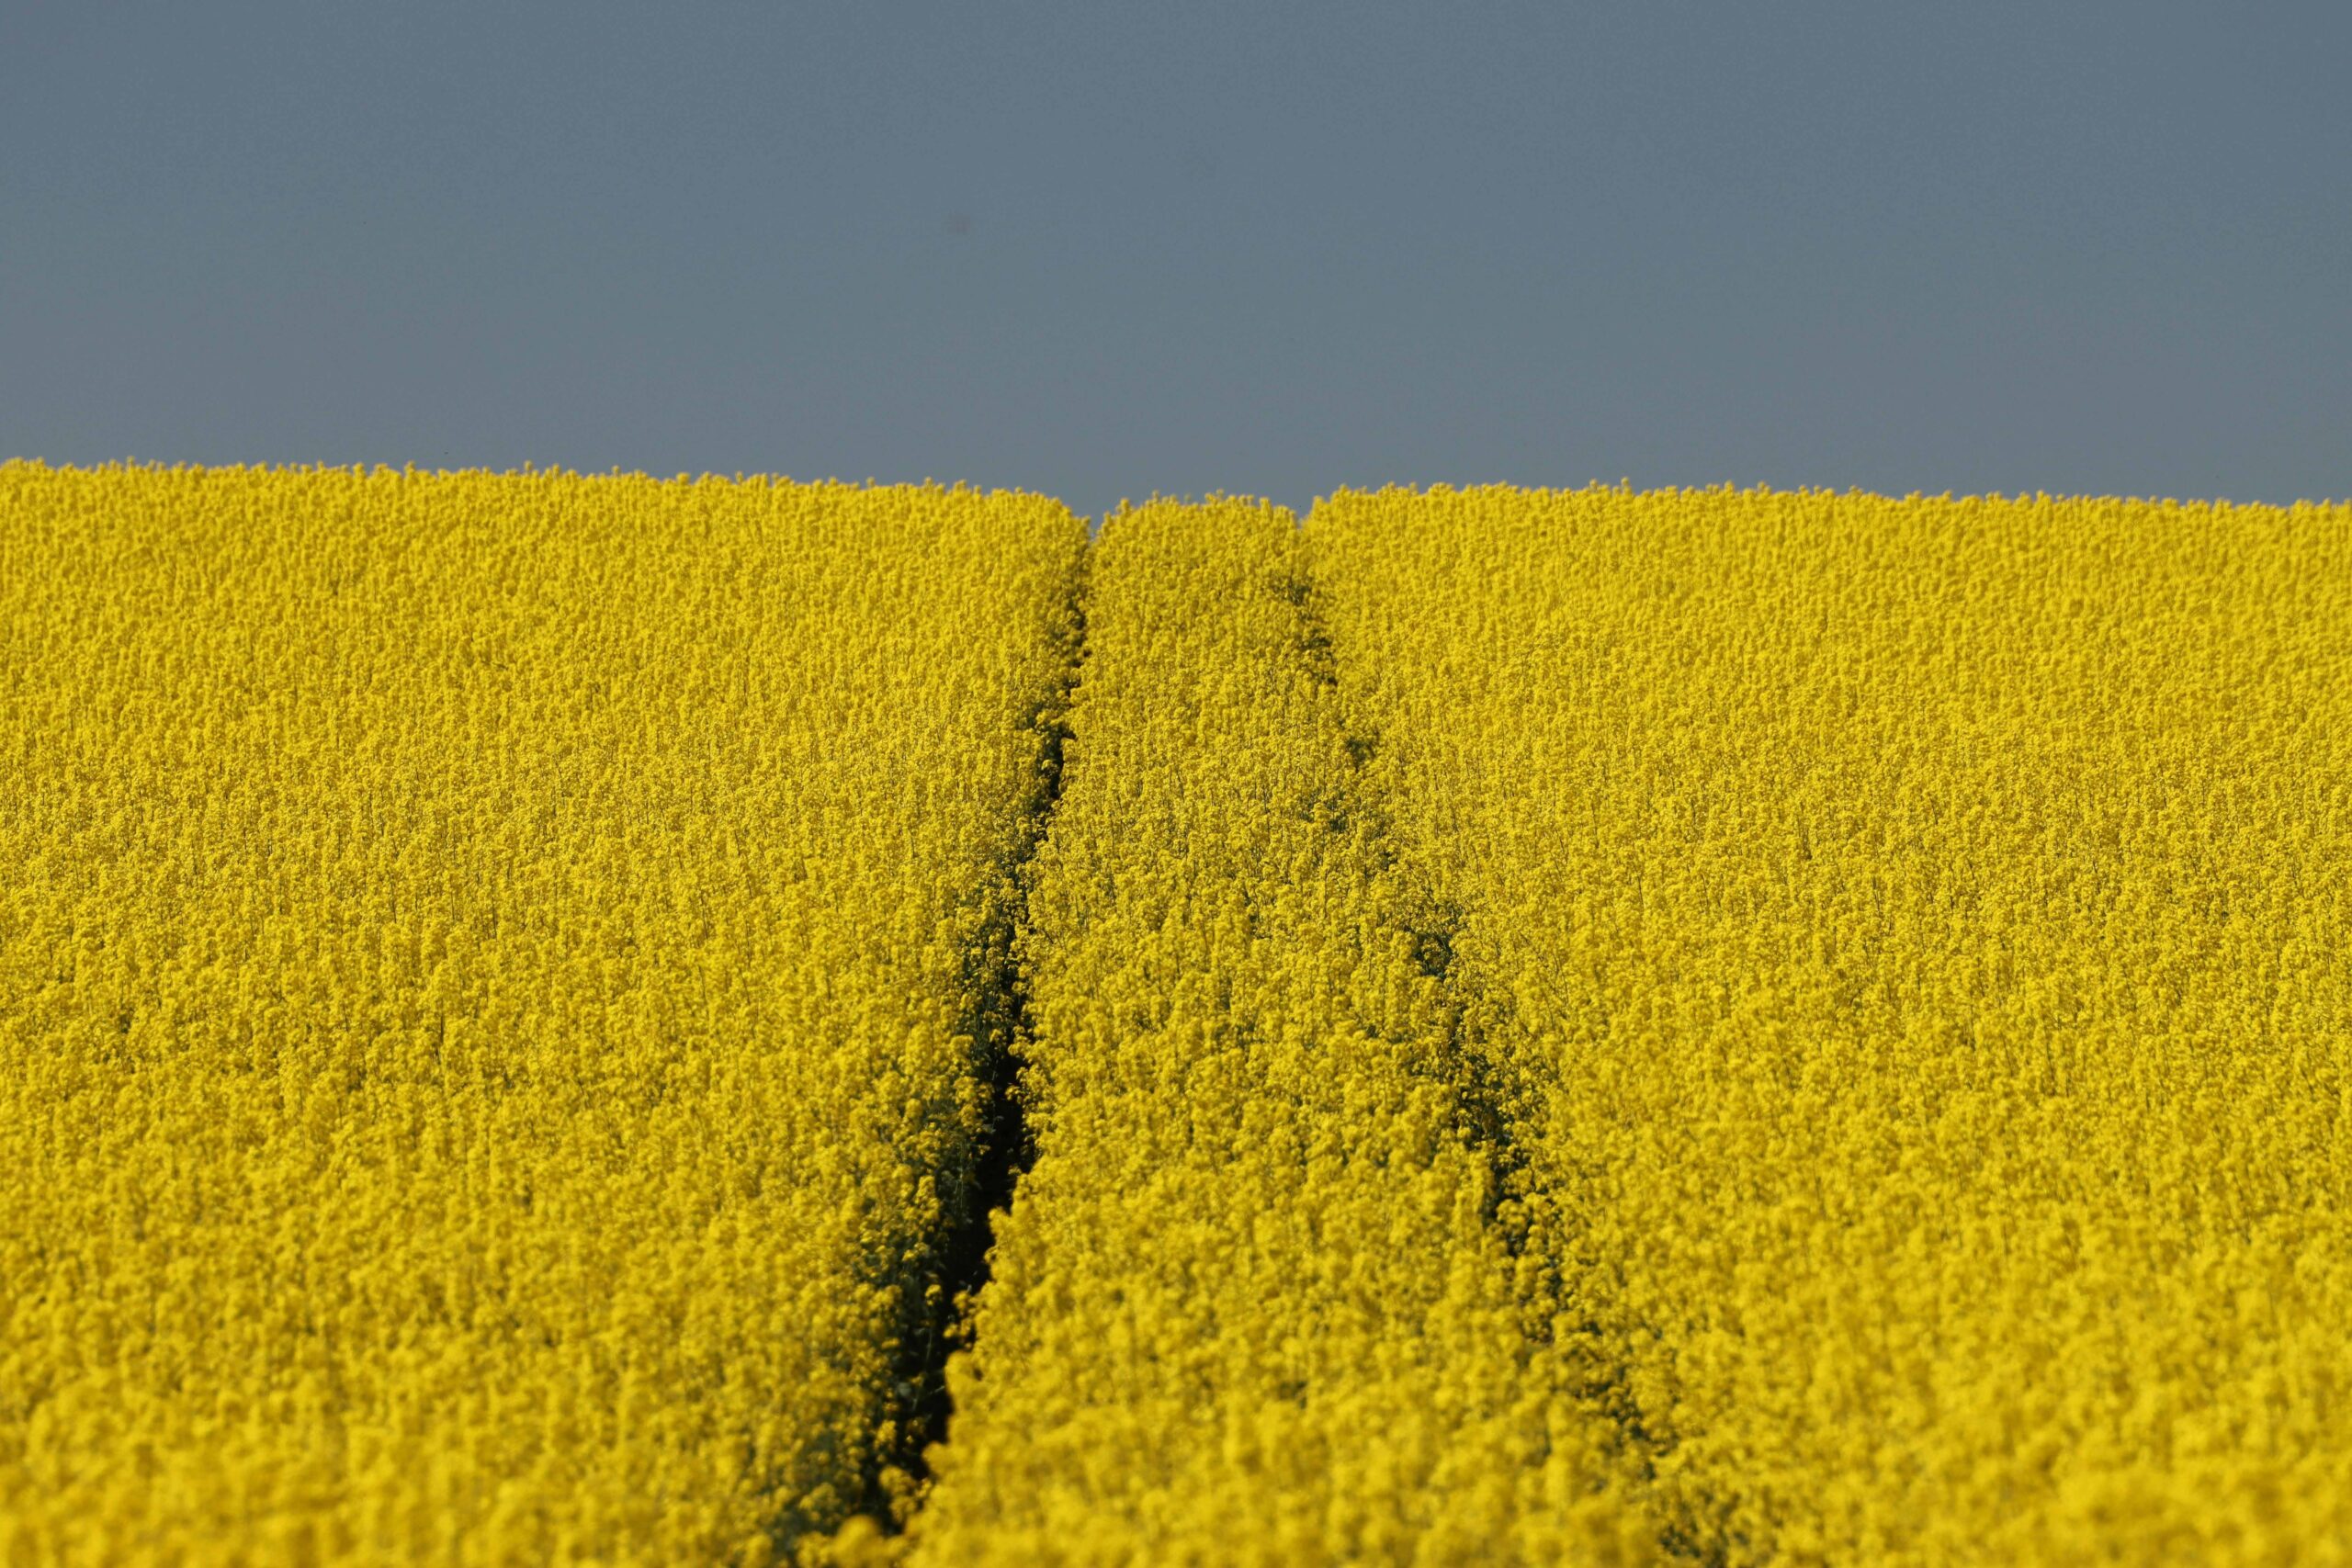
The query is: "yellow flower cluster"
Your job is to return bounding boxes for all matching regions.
[907,501,1656,1566]
[11,465,2346,1564]
[0,463,1084,1565]
[1310,485,2352,1565]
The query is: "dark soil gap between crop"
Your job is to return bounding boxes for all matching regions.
[1284,542,1719,1564]
[866,537,1093,1532]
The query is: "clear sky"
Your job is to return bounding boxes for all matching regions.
[5,3,2346,518]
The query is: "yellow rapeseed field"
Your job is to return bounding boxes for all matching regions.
[1311,484,2352,1565]
[908,500,1654,1566]
[0,462,1083,1564]
[8,465,2346,1565]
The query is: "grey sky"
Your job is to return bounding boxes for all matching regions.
[5,3,2346,519]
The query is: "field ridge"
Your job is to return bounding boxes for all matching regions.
[903,499,1657,1564]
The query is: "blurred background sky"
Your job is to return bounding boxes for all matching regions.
[5,2,2346,519]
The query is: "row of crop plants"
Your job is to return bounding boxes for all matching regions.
[1309,484,2352,1563]
[903,499,1655,1564]
[0,464,1083,1564]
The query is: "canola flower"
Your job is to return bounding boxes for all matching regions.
[0,462,1084,1565]
[1310,484,2352,1565]
[10,462,2349,1567]
[907,500,1656,1566]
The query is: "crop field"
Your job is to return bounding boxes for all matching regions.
[0,464,1084,1562]
[3,463,2348,1565]
[1313,487,2352,1563]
